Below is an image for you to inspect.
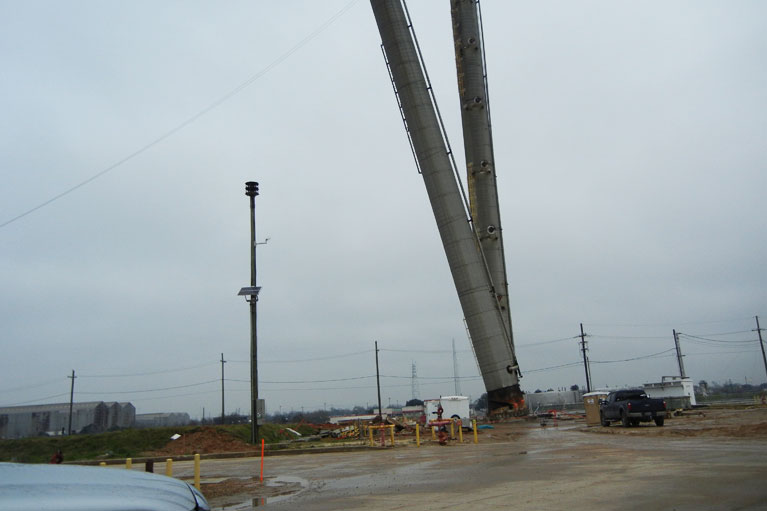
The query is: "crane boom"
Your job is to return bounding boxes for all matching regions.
[370,0,523,412]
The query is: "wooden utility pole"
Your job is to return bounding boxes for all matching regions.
[756,316,767,380]
[220,353,226,425]
[375,341,382,418]
[67,370,76,435]
[673,330,687,378]
[580,324,592,392]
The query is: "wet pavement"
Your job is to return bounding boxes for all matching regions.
[166,418,767,510]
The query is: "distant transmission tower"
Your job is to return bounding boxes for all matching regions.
[453,338,461,396]
[411,362,421,401]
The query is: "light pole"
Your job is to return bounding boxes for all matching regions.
[239,181,260,444]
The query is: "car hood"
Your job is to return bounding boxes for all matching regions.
[0,462,209,511]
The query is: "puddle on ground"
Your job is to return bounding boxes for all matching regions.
[220,476,307,509]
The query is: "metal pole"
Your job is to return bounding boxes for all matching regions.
[673,329,687,378]
[67,370,76,435]
[580,323,591,392]
[220,353,226,425]
[756,316,767,381]
[375,341,382,419]
[245,181,260,444]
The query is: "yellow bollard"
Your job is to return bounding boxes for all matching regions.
[165,459,173,477]
[369,425,374,446]
[389,425,395,446]
[450,420,455,440]
[458,421,464,443]
[431,426,436,440]
[473,419,478,444]
[126,458,132,469]
[194,454,201,490]
[416,423,420,447]
[99,462,106,467]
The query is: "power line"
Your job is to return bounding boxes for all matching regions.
[524,362,583,374]
[590,348,676,364]
[76,379,218,395]
[0,0,361,230]
[584,317,757,328]
[227,375,375,384]
[516,335,579,348]
[228,348,373,364]
[678,333,758,345]
[0,377,65,395]
[2,393,71,407]
[78,362,218,378]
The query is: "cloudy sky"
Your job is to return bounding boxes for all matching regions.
[2,0,765,418]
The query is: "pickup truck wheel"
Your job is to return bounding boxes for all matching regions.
[655,417,665,427]
[621,411,630,428]
[600,412,609,427]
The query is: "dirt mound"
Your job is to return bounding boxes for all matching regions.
[145,427,255,456]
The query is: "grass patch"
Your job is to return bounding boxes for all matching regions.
[0,424,320,463]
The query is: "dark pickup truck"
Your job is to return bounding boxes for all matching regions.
[599,389,667,427]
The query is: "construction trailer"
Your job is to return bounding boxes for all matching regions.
[644,376,697,409]
[424,396,471,425]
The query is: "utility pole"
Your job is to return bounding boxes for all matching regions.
[673,330,687,378]
[245,181,260,444]
[67,370,76,435]
[220,353,226,425]
[755,316,767,381]
[375,341,382,419]
[452,338,461,396]
[579,323,592,392]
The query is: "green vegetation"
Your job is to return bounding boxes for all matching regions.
[0,423,319,464]
[223,423,317,444]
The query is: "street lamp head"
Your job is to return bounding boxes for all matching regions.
[245,181,259,197]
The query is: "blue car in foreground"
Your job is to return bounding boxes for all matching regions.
[0,462,210,511]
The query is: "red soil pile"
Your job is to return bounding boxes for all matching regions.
[146,427,255,456]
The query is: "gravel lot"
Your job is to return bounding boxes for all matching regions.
[165,406,767,510]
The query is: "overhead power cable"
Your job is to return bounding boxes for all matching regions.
[76,379,218,395]
[584,317,756,328]
[0,377,66,395]
[379,348,472,354]
[588,334,668,341]
[227,375,375,384]
[78,362,218,378]
[0,0,361,230]
[516,336,580,348]
[679,333,758,344]
[524,362,582,374]
[228,348,373,364]
[2,392,71,407]
[590,348,676,364]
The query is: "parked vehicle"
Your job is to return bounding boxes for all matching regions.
[599,389,667,427]
[0,462,210,511]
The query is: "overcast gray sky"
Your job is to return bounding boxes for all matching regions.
[1,0,765,418]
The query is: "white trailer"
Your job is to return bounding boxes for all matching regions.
[424,396,471,428]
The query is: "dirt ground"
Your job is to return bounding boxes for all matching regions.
[146,427,254,456]
[160,405,767,510]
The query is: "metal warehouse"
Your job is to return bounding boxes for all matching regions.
[0,401,135,439]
